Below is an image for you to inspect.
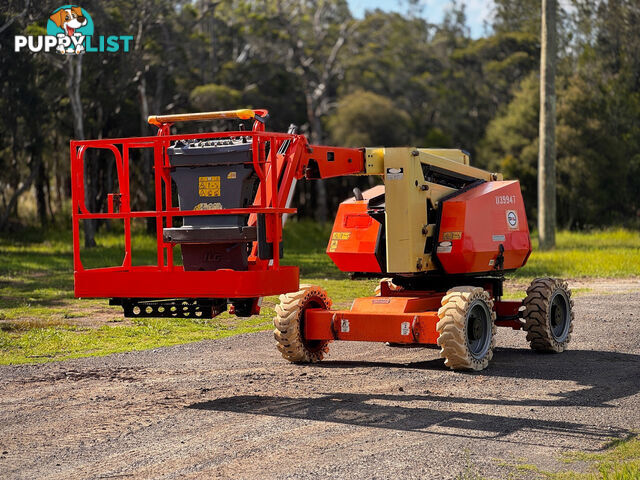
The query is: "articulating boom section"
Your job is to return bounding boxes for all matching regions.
[71,109,364,318]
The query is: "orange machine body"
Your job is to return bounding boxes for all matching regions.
[326,185,384,273]
[436,180,531,275]
[308,179,530,347]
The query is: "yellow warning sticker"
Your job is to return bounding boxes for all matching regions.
[329,240,339,252]
[442,231,462,241]
[332,232,351,240]
[194,202,222,210]
[198,176,220,197]
[227,171,237,179]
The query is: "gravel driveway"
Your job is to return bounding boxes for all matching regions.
[1,292,639,479]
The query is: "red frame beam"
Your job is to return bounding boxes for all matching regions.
[305,294,444,344]
[304,294,524,345]
[494,300,524,330]
[75,266,299,299]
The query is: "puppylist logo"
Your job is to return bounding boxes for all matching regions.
[14,5,133,54]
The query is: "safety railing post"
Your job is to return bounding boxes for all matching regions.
[70,142,83,272]
[121,144,132,268]
[270,136,280,268]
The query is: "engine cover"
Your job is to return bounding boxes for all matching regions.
[436,181,531,274]
[326,186,385,273]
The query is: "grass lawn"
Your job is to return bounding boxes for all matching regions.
[0,223,638,366]
[0,222,378,365]
[520,229,640,279]
[497,434,640,479]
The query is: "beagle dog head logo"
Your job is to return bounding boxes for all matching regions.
[49,6,87,36]
[47,5,93,54]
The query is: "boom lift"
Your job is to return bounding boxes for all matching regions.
[71,109,574,370]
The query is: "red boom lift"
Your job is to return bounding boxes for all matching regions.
[71,109,574,370]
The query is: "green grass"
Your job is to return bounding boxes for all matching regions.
[502,434,640,479]
[0,223,637,365]
[518,229,640,279]
[0,316,272,362]
[0,222,377,364]
[286,225,640,280]
[501,287,593,301]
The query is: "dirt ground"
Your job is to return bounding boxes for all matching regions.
[0,288,639,479]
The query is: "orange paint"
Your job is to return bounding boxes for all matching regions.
[304,293,444,344]
[437,181,532,274]
[326,186,385,273]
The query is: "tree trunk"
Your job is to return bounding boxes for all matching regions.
[45,171,56,226]
[67,55,96,247]
[35,155,48,228]
[0,155,37,231]
[306,93,329,223]
[538,0,557,250]
[137,74,156,234]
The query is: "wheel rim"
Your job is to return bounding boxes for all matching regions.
[549,290,571,341]
[466,300,492,360]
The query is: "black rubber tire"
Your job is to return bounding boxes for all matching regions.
[273,284,332,363]
[523,278,574,352]
[436,287,497,371]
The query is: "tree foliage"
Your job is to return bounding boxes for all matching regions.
[327,91,411,147]
[0,0,638,232]
[481,0,640,229]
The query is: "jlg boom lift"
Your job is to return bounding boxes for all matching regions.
[71,109,574,370]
